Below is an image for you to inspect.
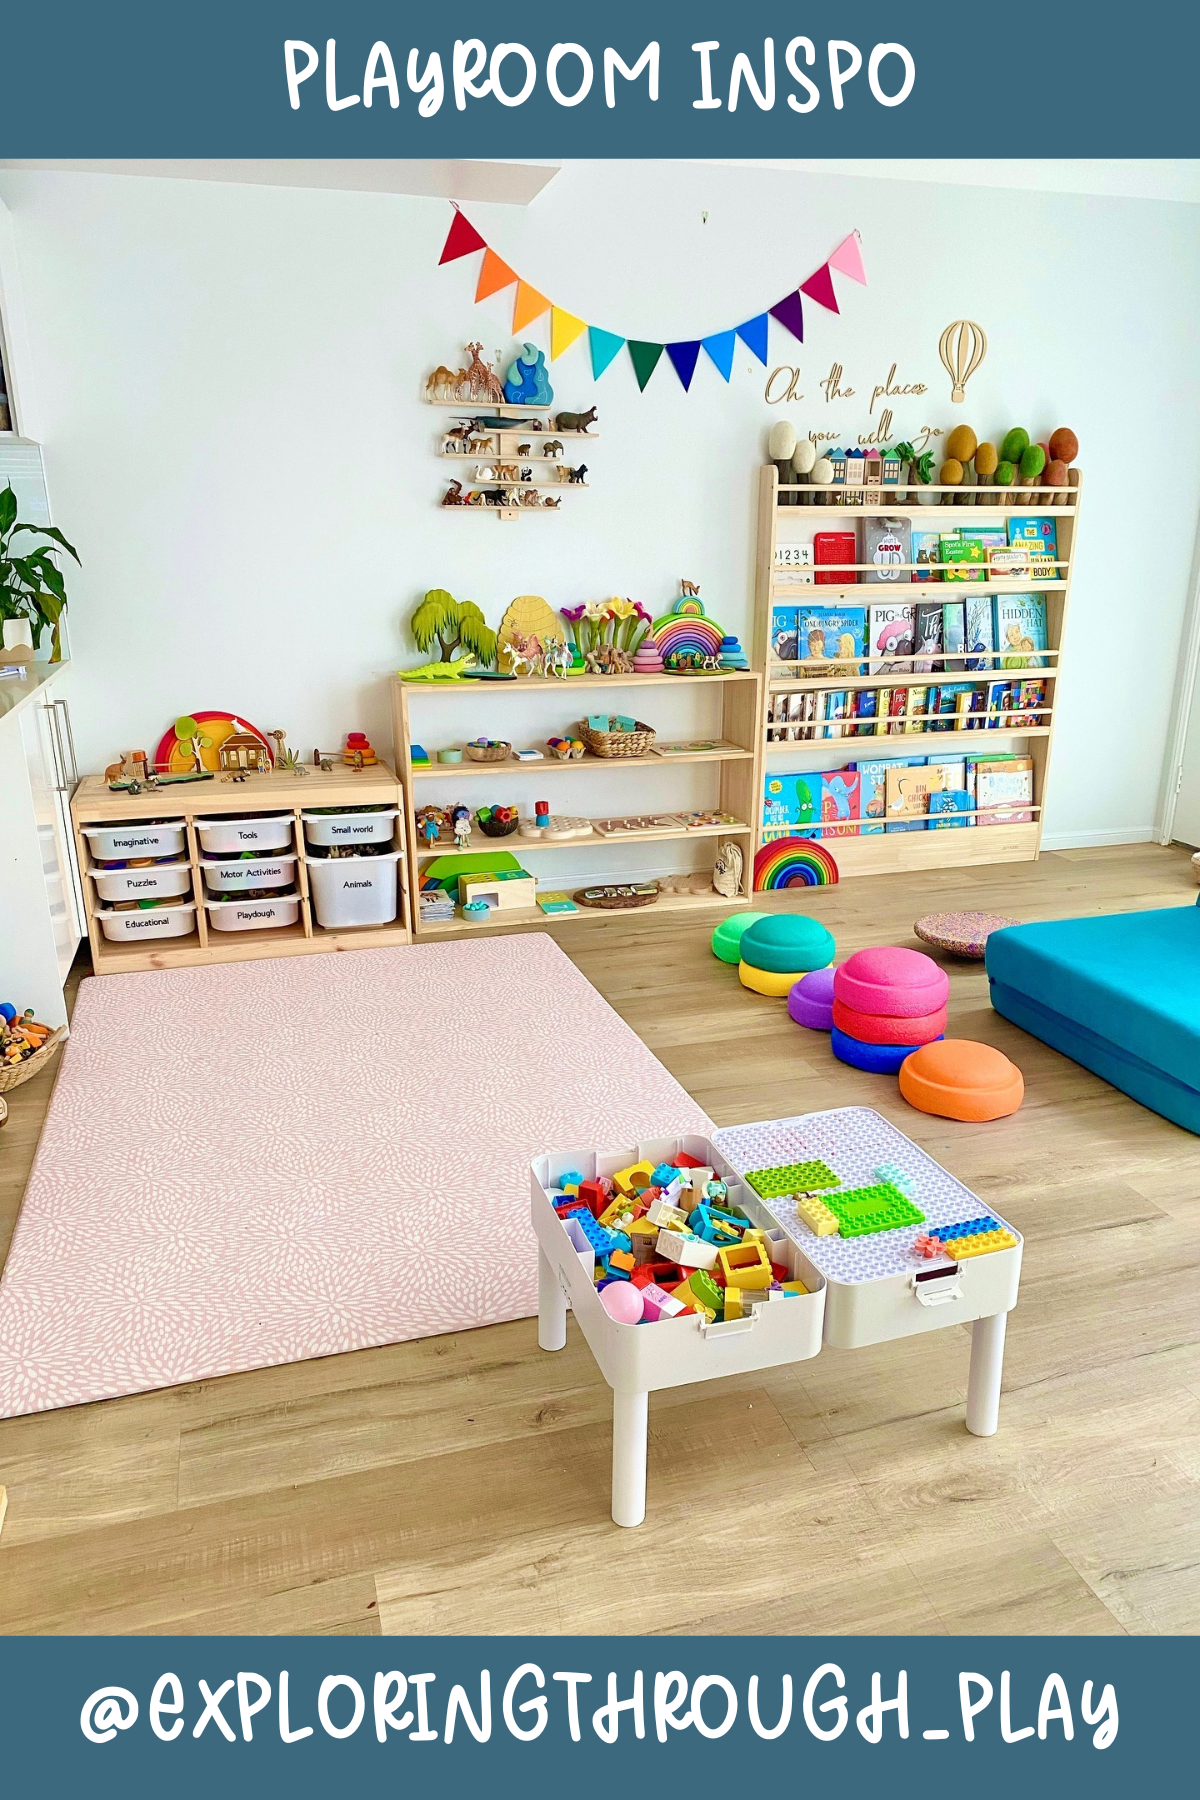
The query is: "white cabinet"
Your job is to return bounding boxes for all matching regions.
[0,666,84,1029]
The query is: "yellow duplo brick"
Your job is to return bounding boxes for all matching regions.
[795,1193,839,1236]
[717,1241,773,1290]
[724,1286,745,1320]
[942,1229,1017,1260]
[743,1228,767,1245]
[599,1196,637,1228]
[612,1161,655,1196]
[781,1279,809,1297]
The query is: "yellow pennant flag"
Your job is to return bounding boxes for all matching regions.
[550,306,588,360]
[512,280,550,334]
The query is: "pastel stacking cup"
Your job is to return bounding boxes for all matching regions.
[739,914,835,998]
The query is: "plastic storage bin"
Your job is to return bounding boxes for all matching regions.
[305,852,401,927]
[201,854,297,895]
[97,901,196,942]
[302,807,398,849]
[82,820,186,861]
[195,814,294,855]
[90,861,193,903]
[205,894,301,932]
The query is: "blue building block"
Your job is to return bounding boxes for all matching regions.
[687,1202,748,1245]
[573,1211,619,1259]
[927,1216,1000,1243]
[651,1162,681,1187]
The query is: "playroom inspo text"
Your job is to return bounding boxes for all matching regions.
[283,39,917,115]
[80,1664,1117,1752]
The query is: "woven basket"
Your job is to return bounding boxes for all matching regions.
[475,812,519,837]
[0,1025,65,1093]
[465,741,512,763]
[576,719,656,758]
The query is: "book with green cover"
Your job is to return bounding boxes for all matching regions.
[939,536,987,583]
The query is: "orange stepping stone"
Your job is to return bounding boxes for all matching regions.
[899,1038,1024,1122]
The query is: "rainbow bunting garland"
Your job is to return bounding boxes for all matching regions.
[754,839,840,890]
[437,206,865,394]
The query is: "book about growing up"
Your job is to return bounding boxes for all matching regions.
[993,593,1047,668]
[867,601,916,674]
[1006,515,1058,580]
[862,516,912,584]
[796,605,868,673]
[822,690,850,739]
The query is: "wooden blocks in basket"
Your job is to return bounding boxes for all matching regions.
[465,738,512,762]
[576,718,656,758]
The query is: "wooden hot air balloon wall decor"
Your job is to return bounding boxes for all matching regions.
[939,319,988,403]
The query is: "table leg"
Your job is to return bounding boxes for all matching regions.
[612,1389,649,1528]
[537,1247,568,1353]
[966,1310,1008,1436]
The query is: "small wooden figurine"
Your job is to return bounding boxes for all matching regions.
[426,363,466,402]
[515,443,531,457]
[442,480,466,506]
[267,729,308,775]
[680,579,700,597]
[543,439,564,459]
[464,343,505,404]
[554,407,598,434]
[567,464,588,485]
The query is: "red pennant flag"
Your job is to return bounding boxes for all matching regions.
[800,263,840,314]
[439,210,487,265]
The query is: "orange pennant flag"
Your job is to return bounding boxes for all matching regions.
[475,248,516,303]
[512,280,551,335]
[550,306,588,360]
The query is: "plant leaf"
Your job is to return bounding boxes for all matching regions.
[0,486,16,536]
[35,589,63,624]
[10,521,80,562]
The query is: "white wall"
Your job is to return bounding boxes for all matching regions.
[2,160,1198,855]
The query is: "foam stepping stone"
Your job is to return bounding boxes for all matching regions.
[740,960,830,998]
[899,1038,1023,1121]
[914,910,1021,960]
[832,1026,943,1074]
[788,966,836,1030]
[711,910,770,965]
[833,945,949,1018]
[740,913,835,975]
[832,997,948,1046]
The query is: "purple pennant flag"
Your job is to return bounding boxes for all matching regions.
[666,341,702,391]
[769,290,805,343]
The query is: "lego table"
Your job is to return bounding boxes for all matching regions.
[532,1108,1022,1527]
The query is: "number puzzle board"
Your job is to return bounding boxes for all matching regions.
[713,1106,1021,1286]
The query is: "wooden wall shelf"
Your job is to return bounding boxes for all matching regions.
[71,761,411,974]
[752,462,1081,880]
[391,670,763,939]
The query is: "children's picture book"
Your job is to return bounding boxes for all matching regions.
[934,681,973,730]
[885,762,945,832]
[822,690,850,739]
[886,686,909,734]
[820,770,860,838]
[958,528,1007,557]
[773,543,814,584]
[850,755,924,834]
[965,592,996,671]
[993,593,1048,668]
[904,685,929,734]
[911,529,945,583]
[851,686,879,736]
[942,600,966,671]
[796,605,867,672]
[925,756,966,793]
[913,601,944,673]
[940,536,987,583]
[1006,516,1058,580]
[928,789,972,828]
[868,601,916,673]
[974,756,1034,825]
[770,606,798,662]
[762,771,822,840]
[987,547,1031,582]
[873,688,891,734]
[862,516,911,584]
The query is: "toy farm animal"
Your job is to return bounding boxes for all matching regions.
[442,480,466,506]
[464,343,505,404]
[466,434,493,456]
[554,407,598,434]
[567,464,588,485]
[495,463,520,483]
[516,443,531,457]
[542,439,564,458]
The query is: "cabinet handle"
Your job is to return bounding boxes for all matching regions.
[53,698,80,784]
[42,702,70,794]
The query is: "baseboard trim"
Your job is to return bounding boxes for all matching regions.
[1040,826,1156,851]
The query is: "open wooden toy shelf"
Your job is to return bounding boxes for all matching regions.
[753,462,1082,878]
[71,762,411,974]
[391,668,763,940]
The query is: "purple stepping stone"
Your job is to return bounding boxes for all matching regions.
[788,966,836,1031]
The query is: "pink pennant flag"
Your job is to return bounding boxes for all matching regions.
[827,231,867,285]
[800,262,839,313]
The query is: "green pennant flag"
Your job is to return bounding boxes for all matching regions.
[627,340,664,392]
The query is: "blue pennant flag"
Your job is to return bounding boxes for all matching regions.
[666,340,702,391]
[735,313,769,365]
[701,330,736,381]
[588,326,625,380]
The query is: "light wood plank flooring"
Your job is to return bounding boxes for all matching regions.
[1,843,1198,1635]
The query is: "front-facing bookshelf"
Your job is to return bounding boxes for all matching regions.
[751,463,1081,877]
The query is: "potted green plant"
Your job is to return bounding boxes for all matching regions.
[0,482,79,661]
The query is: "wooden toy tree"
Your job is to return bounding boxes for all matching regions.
[410,589,497,667]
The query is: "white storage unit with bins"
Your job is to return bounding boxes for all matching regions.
[71,762,411,972]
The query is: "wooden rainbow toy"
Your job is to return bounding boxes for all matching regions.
[753,838,840,890]
[650,595,725,663]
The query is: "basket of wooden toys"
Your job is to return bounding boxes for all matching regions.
[465,738,511,763]
[475,804,519,838]
[576,716,656,759]
[0,1005,65,1092]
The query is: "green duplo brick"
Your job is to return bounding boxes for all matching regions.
[825,1181,925,1238]
[744,1160,841,1199]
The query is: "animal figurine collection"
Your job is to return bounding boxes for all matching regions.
[428,351,598,514]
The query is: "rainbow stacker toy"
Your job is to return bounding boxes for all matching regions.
[532,1106,1022,1527]
[754,837,839,889]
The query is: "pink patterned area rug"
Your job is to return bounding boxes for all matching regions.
[0,936,710,1417]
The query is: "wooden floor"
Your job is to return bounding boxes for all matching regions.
[1,843,1199,1636]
